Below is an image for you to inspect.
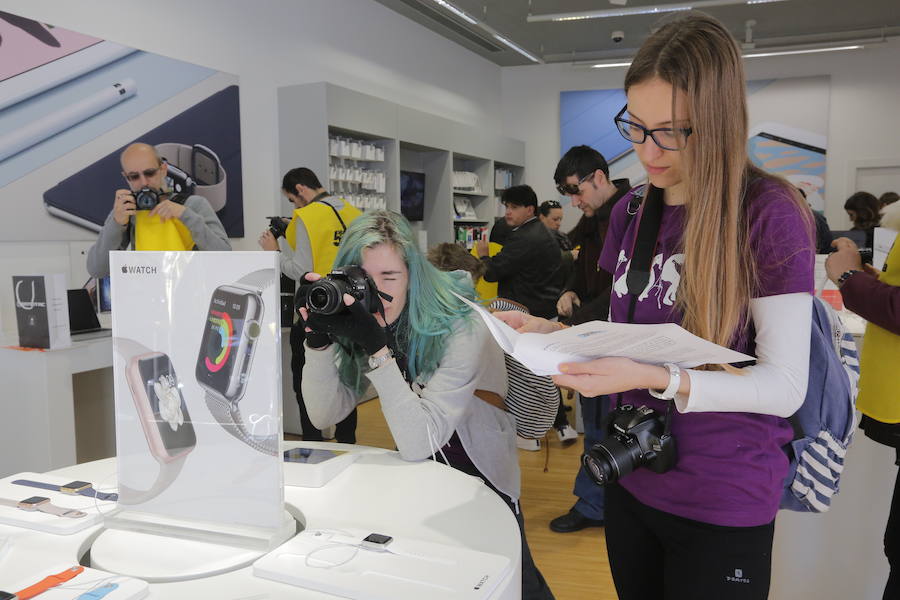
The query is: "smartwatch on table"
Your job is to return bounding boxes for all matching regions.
[0,496,86,518]
[114,338,196,505]
[195,269,279,456]
[11,479,117,502]
[0,566,84,600]
[155,143,227,211]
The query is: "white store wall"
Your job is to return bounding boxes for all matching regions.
[500,38,900,231]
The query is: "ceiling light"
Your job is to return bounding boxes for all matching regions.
[528,0,790,23]
[430,0,478,25]
[743,44,862,58]
[492,34,542,63]
[591,61,633,68]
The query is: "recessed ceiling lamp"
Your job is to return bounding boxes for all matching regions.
[528,0,789,23]
[428,0,544,62]
[430,0,478,25]
[587,42,863,68]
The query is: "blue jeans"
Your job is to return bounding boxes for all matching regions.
[573,394,609,520]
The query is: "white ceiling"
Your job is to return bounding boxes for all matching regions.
[375,0,900,65]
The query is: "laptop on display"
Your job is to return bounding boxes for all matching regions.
[67,288,111,339]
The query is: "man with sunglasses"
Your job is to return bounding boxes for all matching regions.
[86,143,230,278]
[547,145,630,535]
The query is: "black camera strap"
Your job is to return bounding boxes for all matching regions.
[313,194,348,232]
[613,184,665,410]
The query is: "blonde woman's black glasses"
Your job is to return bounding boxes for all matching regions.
[614,105,692,151]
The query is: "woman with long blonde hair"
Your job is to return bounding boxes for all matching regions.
[499,13,814,599]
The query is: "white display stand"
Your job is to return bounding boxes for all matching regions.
[0,472,115,535]
[254,526,511,600]
[283,443,359,488]
[0,444,521,599]
[0,335,113,477]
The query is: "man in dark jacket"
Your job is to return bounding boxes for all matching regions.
[555,145,631,325]
[476,185,561,319]
[546,145,630,535]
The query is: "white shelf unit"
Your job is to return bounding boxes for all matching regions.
[328,126,391,211]
[493,162,526,218]
[278,82,524,247]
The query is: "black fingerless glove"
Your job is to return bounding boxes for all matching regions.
[298,311,332,350]
[306,299,387,355]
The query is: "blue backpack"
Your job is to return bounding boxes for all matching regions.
[780,296,860,513]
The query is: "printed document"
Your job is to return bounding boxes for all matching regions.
[459,295,754,376]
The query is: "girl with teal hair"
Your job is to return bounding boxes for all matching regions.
[300,210,554,600]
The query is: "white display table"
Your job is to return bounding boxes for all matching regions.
[0,335,114,477]
[0,443,521,599]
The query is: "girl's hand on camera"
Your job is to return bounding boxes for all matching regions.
[305,294,387,356]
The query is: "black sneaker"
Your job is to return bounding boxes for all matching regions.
[549,508,604,533]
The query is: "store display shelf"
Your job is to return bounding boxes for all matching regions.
[452,189,489,197]
[453,218,490,224]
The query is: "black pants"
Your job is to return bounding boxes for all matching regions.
[605,483,775,600]
[433,447,554,600]
[290,322,357,443]
[883,458,900,599]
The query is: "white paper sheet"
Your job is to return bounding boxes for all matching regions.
[459,294,754,376]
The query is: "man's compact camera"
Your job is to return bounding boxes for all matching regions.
[582,403,677,486]
[267,216,288,239]
[295,266,380,316]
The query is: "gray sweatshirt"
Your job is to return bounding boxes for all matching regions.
[302,315,521,501]
[86,195,231,278]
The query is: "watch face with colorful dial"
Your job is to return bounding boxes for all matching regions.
[127,353,196,461]
[195,285,263,402]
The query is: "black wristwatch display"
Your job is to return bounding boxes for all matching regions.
[837,269,862,287]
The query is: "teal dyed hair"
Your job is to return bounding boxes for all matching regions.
[331,211,476,393]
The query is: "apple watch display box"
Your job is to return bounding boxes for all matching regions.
[282,445,359,488]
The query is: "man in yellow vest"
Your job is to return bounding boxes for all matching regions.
[258,167,362,443]
[827,200,900,598]
[86,143,231,278]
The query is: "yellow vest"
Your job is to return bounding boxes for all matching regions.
[284,200,362,275]
[857,238,900,422]
[471,242,503,302]
[133,211,194,251]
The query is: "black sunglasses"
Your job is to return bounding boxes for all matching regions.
[614,105,692,151]
[122,167,160,182]
[556,170,596,196]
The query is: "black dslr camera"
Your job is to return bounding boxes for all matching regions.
[132,187,186,210]
[267,216,288,239]
[133,187,162,210]
[295,266,380,316]
[582,403,677,486]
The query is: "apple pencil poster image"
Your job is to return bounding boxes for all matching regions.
[0,78,137,163]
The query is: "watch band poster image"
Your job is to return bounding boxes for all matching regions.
[196,268,279,456]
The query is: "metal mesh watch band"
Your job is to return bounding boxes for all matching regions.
[204,392,279,456]
[236,268,278,292]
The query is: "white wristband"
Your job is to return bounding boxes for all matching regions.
[648,363,680,400]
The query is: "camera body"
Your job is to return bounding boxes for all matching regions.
[582,403,677,486]
[267,216,288,239]
[132,187,185,211]
[295,265,380,316]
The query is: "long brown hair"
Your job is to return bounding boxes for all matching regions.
[624,13,810,348]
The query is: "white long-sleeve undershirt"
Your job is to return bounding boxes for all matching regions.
[676,292,811,418]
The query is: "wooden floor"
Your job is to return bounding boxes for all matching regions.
[346,394,619,600]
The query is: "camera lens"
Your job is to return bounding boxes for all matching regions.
[306,280,347,315]
[583,435,644,486]
[134,188,157,210]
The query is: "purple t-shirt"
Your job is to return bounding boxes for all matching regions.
[598,178,814,527]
